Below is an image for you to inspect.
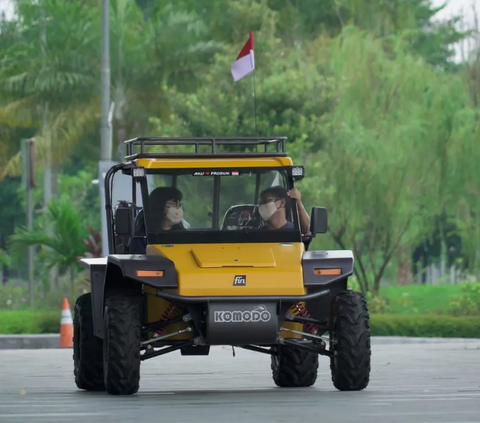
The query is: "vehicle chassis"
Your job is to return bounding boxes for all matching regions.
[76,137,371,395]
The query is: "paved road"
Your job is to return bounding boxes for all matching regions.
[0,340,479,423]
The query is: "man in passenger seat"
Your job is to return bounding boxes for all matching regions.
[258,186,311,235]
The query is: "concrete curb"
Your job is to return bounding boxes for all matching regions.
[0,334,61,350]
[371,336,480,344]
[1,334,479,350]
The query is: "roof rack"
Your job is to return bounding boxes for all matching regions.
[123,137,288,161]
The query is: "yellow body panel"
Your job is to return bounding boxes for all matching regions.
[137,157,293,169]
[149,242,306,297]
[190,244,276,268]
[143,242,307,340]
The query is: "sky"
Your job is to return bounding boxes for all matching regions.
[431,0,480,61]
[0,0,479,61]
[0,0,12,19]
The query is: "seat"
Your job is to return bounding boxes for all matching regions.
[126,208,147,254]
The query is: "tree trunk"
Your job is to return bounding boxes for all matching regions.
[70,267,76,300]
[353,254,370,294]
[397,246,412,286]
[117,125,128,160]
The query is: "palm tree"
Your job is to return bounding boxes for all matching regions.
[8,198,88,298]
[108,0,222,155]
[0,0,101,181]
[0,0,222,175]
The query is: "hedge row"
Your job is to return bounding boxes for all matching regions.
[0,310,479,338]
[0,310,60,334]
[370,314,480,338]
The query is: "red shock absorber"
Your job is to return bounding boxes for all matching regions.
[154,302,182,336]
[288,302,318,335]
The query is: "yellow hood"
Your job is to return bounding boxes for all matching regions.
[146,242,306,297]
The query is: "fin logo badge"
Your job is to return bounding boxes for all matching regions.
[233,275,246,286]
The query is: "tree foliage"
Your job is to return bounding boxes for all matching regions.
[0,0,478,294]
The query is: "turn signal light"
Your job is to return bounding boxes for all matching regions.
[314,268,341,276]
[136,270,164,277]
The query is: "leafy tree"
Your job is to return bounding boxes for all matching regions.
[8,199,88,297]
[0,0,101,179]
[0,0,478,293]
[109,0,222,156]
[150,24,479,294]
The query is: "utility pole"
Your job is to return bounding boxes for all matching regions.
[22,138,36,309]
[40,4,51,206]
[99,0,114,257]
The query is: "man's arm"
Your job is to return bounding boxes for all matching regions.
[288,188,311,235]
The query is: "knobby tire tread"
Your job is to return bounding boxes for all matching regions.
[330,290,371,391]
[271,344,319,387]
[73,293,105,391]
[104,295,142,395]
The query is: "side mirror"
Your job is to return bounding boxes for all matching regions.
[310,207,327,234]
[115,206,135,237]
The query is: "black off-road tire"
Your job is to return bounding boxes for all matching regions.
[330,290,371,391]
[73,293,105,391]
[103,294,143,395]
[271,343,319,387]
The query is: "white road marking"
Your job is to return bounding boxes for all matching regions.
[0,412,110,417]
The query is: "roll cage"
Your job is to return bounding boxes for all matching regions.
[104,137,306,254]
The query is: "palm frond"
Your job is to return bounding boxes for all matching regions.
[9,227,61,254]
[8,198,89,270]
[0,249,11,267]
[0,98,99,179]
[0,96,40,128]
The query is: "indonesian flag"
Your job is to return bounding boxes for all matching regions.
[231,31,255,82]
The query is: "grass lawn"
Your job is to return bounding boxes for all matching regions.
[380,284,463,315]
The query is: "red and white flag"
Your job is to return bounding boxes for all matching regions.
[231,31,255,82]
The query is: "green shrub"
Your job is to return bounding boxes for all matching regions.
[347,278,390,313]
[0,284,72,312]
[449,282,480,316]
[1,310,479,338]
[370,313,480,338]
[0,310,60,334]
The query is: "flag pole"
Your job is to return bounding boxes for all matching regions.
[253,70,257,136]
[231,31,256,135]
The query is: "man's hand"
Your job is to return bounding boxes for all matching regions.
[288,187,311,235]
[288,188,302,202]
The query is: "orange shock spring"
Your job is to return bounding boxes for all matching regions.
[288,302,318,335]
[154,302,182,336]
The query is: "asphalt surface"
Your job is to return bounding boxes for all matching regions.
[0,341,479,423]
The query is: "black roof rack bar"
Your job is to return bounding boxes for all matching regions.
[124,136,287,141]
[123,137,287,158]
[124,152,289,161]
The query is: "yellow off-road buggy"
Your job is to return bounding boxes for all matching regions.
[74,137,371,395]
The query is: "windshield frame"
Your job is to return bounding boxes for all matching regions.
[140,166,302,245]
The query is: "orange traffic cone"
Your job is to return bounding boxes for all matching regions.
[59,297,73,348]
